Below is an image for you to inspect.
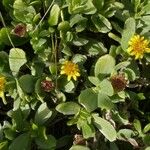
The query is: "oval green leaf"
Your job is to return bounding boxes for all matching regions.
[95,54,115,76]
[79,88,98,112]
[56,102,80,115]
[93,114,117,142]
[9,48,27,76]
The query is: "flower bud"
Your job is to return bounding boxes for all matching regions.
[41,80,54,92]
[12,23,26,37]
[73,134,86,145]
[110,74,127,92]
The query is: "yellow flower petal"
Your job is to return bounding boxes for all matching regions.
[145,48,150,53]
[60,70,65,75]
[73,75,77,81]
[75,72,80,76]
[67,75,71,81]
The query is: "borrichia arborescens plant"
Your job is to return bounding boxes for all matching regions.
[0,0,150,150]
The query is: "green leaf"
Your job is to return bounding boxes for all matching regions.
[12,109,24,131]
[144,123,150,134]
[128,60,140,78]
[144,135,150,145]
[145,54,150,62]
[64,80,75,93]
[117,129,135,139]
[9,133,31,150]
[15,78,25,100]
[72,54,87,64]
[95,54,115,76]
[133,0,141,12]
[35,135,56,150]
[133,119,142,133]
[67,0,96,15]
[79,88,98,112]
[0,51,9,73]
[13,0,28,21]
[93,0,104,11]
[56,102,80,115]
[98,92,114,110]
[19,74,34,93]
[35,78,46,102]
[99,79,114,96]
[88,76,100,86]
[13,0,36,22]
[121,17,135,51]
[58,21,71,32]
[112,111,129,125]
[124,68,136,81]
[73,37,89,46]
[91,14,112,33]
[9,48,27,76]
[69,145,90,150]
[31,124,47,139]
[57,77,75,93]
[48,4,60,26]
[0,141,8,150]
[145,147,150,150]
[4,128,16,140]
[114,61,130,71]
[85,40,107,56]
[35,102,53,125]
[49,63,57,75]
[70,14,87,27]
[142,3,150,14]
[67,0,87,14]
[2,0,15,9]
[82,123,95,139]
[83,0,97,14]
[93,114,117,142]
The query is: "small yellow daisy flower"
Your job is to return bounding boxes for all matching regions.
[127,35,150,59]
[60,61,80,81]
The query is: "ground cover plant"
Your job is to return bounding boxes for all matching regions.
[0,0,150,149]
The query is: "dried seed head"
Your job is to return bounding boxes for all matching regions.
[12,23,26,37]
[41,80,54,92]
[110,74,127,92]
[73,134,86,145]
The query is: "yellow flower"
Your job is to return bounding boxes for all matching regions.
[127,35,150,59]
[60,61,80,81]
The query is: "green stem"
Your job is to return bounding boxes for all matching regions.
[51,34,58,90]
[0,11,15,48]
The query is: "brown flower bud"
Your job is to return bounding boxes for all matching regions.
[110,74,127,92]
[73,134,86,145]
[41,80,54,92]
[12,23,26,37]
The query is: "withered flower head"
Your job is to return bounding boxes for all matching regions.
[110,74,127,92]
[12,23,26,37]
[41,80,54,92]
[73,134,86,145]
